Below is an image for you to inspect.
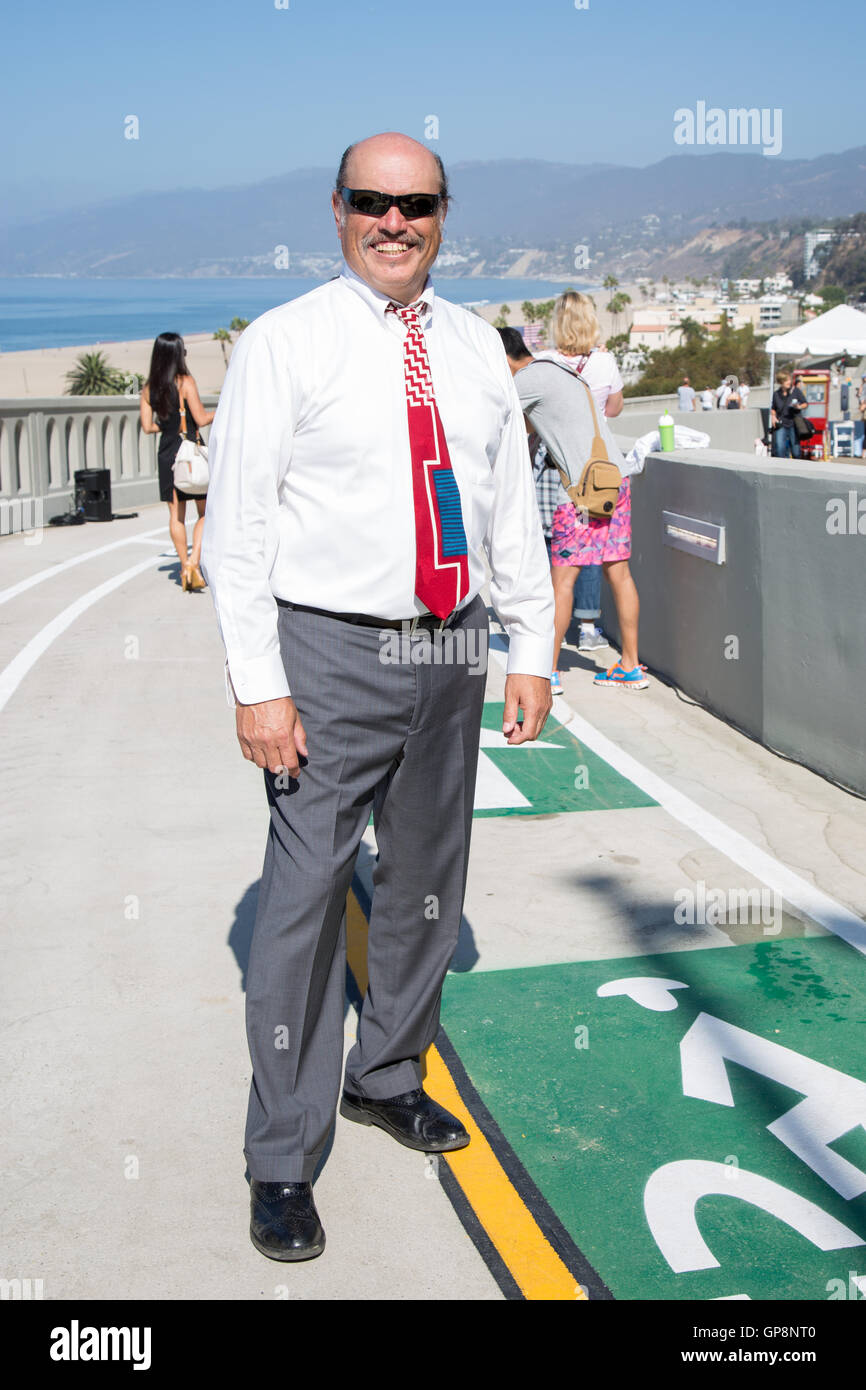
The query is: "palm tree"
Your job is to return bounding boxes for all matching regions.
[606,291,632,333]
[493,304,511,328]
[521,301,537,325]
[213,328,232,367]
[230,317,250,335]
[603,274,619,292]
[535,298,556,343]
[675,316,705,348]
[65,351,125,396]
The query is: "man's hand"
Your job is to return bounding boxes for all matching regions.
[502,674,553,745]
[236,696,308,777]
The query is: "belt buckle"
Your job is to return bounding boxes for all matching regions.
[405,612,451,635]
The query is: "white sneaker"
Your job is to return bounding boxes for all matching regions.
[578,627,609,652]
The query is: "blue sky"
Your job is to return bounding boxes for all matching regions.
[3,0,863,214]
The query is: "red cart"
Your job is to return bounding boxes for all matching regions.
[792,369,830,459]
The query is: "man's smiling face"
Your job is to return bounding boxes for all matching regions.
[331,133,446,305]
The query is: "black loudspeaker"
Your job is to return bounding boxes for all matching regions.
[73,468,112,522]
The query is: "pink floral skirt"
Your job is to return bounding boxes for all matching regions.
[551,478,632,566]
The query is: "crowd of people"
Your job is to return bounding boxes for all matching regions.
[677,374,751,412]
[678,368,816,458]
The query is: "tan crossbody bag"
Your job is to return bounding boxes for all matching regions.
[539,359,622,518]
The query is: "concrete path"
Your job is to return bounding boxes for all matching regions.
[2,507,865,1301]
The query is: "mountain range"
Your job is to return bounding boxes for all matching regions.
[2,147,865,278]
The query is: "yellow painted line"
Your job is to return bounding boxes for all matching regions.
[346,889,586,1301]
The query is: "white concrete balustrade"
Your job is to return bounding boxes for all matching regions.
[0,395,216,522]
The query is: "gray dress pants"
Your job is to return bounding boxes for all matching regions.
[243,596,489,1182]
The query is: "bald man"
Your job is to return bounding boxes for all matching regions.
[203,133,554,1261]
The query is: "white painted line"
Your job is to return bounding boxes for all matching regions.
[0,555,164,715]
[488,633,866,957]
[0,526,167,607]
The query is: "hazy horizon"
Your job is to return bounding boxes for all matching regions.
[3,0,863,224]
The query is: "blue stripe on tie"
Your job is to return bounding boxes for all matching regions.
[432,470,467,558]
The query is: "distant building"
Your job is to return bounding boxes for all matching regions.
[629,323,669,350]
[804,229,835,280]
[757,296,798,328]
[717,297,799,329]
[764,272,793,294]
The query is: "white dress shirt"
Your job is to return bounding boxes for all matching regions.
[201,262,554,704]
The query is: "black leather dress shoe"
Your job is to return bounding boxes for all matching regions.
[249,1180,325,1261]
[340,1086,470,1153]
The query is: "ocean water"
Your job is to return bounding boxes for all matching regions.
[0,276,587,352]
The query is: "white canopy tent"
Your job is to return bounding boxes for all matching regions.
[764,304,866,391]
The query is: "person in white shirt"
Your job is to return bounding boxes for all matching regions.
[738,381,750,409]
[546,302,625,418]
[676,377,696,411]
[699,387,714,411]
[201,131,554,1263]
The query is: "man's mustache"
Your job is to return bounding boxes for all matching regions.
[362,234,424,249]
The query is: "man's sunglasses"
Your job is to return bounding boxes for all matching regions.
[339,187,443,219]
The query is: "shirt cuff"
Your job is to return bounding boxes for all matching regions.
[225,650,291,705]
[505,633,555,679]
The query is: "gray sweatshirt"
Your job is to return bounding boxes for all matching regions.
[513,358,629,508]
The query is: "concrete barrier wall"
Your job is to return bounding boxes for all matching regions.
[619,388,771,416]
[0,396,217,523]
[615,408,765,453]
[601,450,866,797]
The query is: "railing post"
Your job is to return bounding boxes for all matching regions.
[26,410,48,500]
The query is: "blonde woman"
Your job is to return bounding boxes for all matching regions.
[549,291,625,417]
[543,291,646,691]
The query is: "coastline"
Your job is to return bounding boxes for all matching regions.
[0,332,227,400]
[0,282,627,400]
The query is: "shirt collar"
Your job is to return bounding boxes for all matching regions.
[339,259,435,326]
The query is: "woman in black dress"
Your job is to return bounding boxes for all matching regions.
[140,333,215,590]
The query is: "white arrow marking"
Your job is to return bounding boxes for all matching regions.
[474,726,570,811]
[597,977,690,1012]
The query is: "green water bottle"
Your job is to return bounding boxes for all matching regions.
[658,410,675,451]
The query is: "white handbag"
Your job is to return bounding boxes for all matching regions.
[172,391,209,495]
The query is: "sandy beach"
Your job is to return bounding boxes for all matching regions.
[0,331,232,400]
[0,284,633,400]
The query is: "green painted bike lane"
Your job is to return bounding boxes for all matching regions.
[475,701,656,816]
[443,702,866,1299]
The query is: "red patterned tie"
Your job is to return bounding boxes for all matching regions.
[388,300,469,620]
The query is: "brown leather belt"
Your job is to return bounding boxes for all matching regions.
[276,599,460,632]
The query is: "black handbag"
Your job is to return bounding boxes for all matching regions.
[793,410,812,441]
